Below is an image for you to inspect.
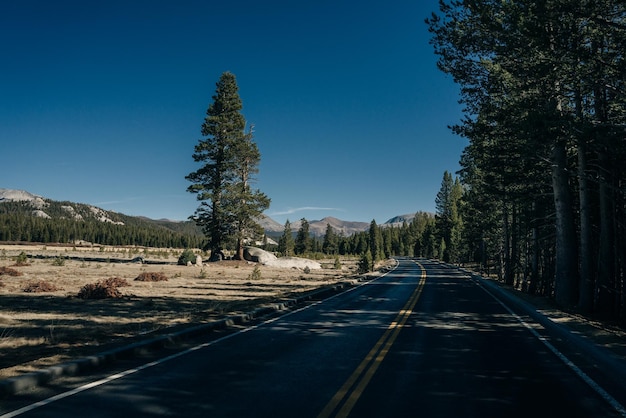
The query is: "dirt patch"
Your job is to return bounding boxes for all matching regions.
[0,244,362,379]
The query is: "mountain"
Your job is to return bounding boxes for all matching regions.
[256,214,284,234]
[0,188,204,247]
[383,213,418,227]
[289,217,370,237]
[0,188,47,210]
[0,188,420,242]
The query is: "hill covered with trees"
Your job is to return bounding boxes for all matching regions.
[0,199,204,248]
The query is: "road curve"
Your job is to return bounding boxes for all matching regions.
[2,258,625,417]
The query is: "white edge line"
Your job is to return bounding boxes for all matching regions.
[470,275,626,417]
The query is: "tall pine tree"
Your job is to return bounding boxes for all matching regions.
[186,72,269,260]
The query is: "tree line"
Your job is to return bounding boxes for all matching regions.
[272,213,437,268]
[0,201,204,248]
[426,0,626,321]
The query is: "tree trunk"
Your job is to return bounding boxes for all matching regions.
[529,213,539,295]
[551,140,579,307]
[596,150,614,315]
[577,135,594,312]
[235,239,245,261]
[502,202,513,285]
[510,205,519,287]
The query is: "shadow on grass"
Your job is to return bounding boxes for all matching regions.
[0,292,284,373]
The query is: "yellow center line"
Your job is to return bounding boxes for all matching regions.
[318,261,427,418]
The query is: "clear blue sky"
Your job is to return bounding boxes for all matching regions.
[0,0,465,225]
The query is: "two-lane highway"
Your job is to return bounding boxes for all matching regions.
[2,259,625,417]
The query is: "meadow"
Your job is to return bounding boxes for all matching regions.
[0,244,361,379]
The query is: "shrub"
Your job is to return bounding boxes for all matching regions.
[135,272,168,282]
[102,277,131,287]
[77,278,127,299]
[14,252,29,266]
[52,256,66,266]
[177,249,196,265]
[334,256,342,270]
[0,266,22,277]
[248,265,262,280]
[23,280,61,293]
[358,251,373,274]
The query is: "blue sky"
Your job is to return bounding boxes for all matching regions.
[0,1,465,225]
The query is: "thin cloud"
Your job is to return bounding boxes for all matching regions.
[93,196,146,206]
[269,207,344,216]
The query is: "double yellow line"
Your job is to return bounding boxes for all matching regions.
[317,261,427,418]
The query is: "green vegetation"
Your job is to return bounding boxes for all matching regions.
[14,251,28,266]
[294,219,311,255]
[277,220,294,257]
[52,256,66,266]
[358,251,373,274]
[186,71,270,260]
[177,249,196,266]
[427,1,626,321]
[248,265,262,280]
[0,200,203,248]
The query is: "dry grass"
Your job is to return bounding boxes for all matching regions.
[22,280,62,293]
[0,244,361,379]
[0,267,22,277]
[135,272,168,282]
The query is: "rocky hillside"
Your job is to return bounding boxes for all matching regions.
[0,188,422,242]
[0,188,204,247]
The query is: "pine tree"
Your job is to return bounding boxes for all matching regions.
[427,0,626,311]
[435,171,463,263]
[322,223,338,255]
[368,220,382,263]
[294,218,311,255]
[225,125,270,259]
[186,72,269,260]
[278,220,294,256]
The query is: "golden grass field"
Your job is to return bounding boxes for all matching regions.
[0,244,365,379]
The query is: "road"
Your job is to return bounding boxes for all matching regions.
[2,258,625,417]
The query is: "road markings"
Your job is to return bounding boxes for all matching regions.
[318,261,426,418]
[471,275,626,418]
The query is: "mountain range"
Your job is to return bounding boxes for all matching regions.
[0,188,419,238]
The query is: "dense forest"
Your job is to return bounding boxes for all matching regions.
[272,212,436,262]
[0,200,204,248]
[422,1,626,322]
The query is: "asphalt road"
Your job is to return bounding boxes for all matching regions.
[2,258,625,417]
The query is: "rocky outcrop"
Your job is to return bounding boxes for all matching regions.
[243,247,277,264]
[243,247,321,270]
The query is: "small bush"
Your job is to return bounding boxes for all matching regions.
[23,280,61,293]
[52,256,66,266]
[248,265,262,280]
[334,256,342,270]
[178,249,196,265]
[358,251,373,274]
[102,277,131,287]
[77,278,127,299]
[135,272,168,282]
[0,266,22,277]
[14,252,29,266]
